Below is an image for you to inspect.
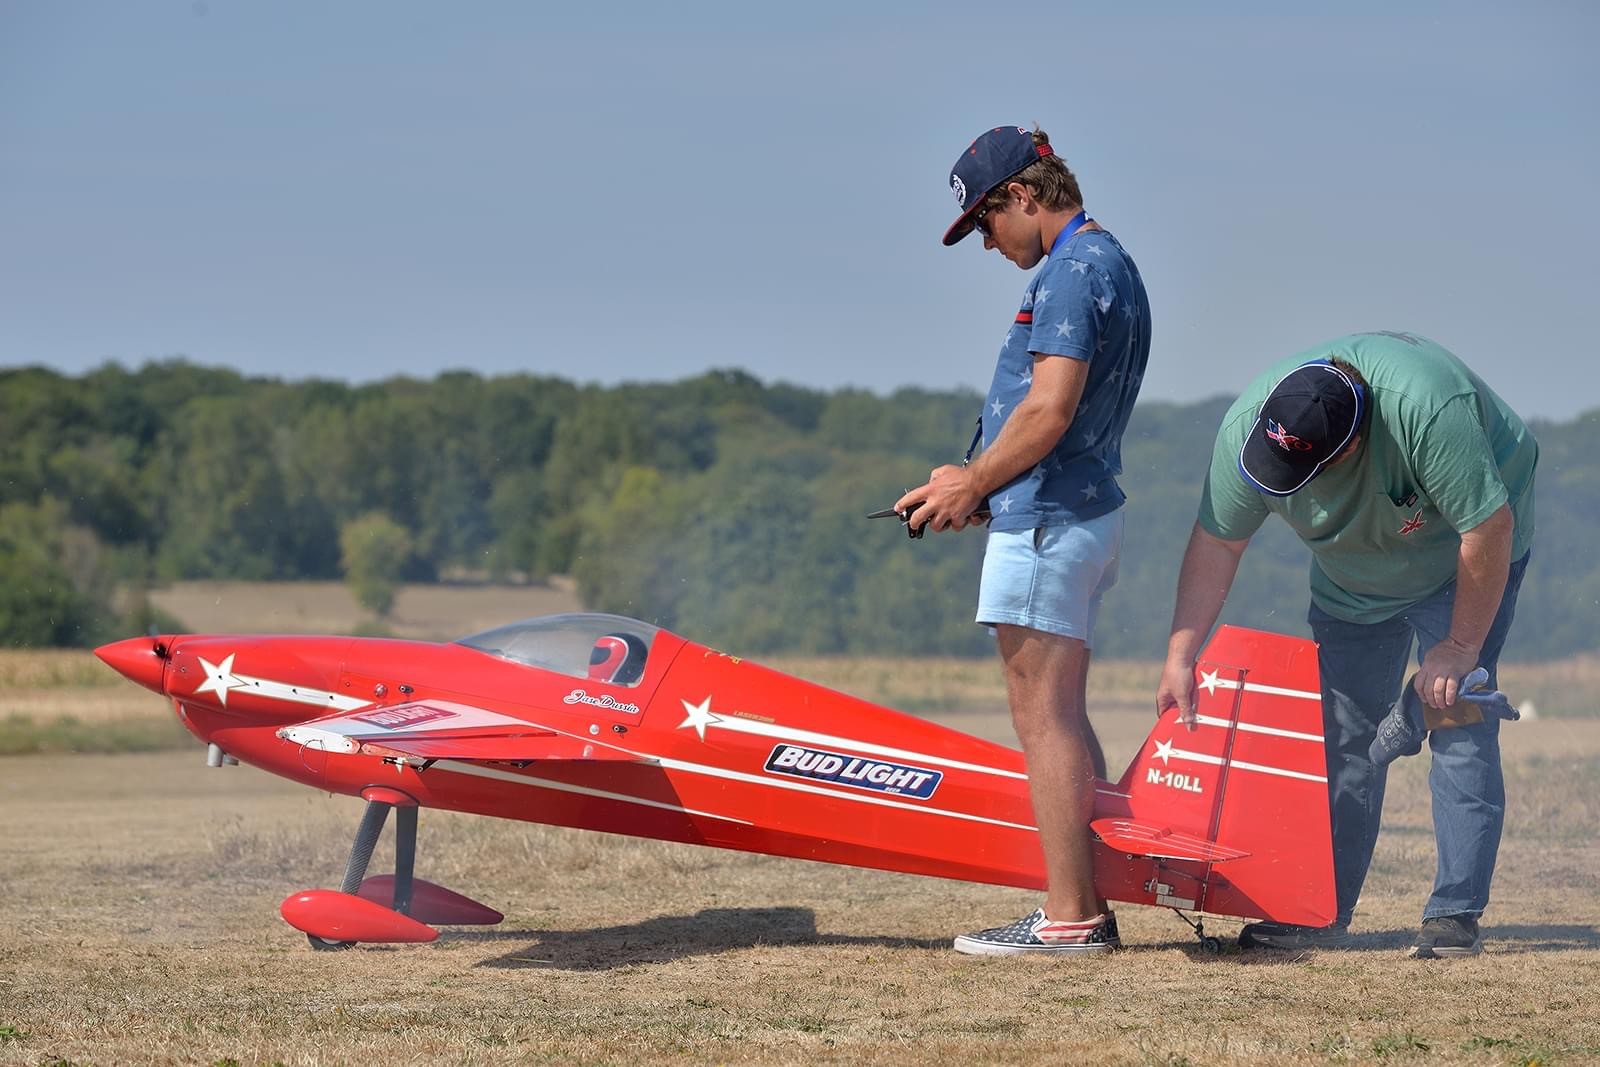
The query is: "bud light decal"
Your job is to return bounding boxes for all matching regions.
[764,744,942,799]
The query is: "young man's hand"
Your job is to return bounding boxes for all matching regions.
[896,465,987,534]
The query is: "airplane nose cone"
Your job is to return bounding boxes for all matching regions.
[95,637,170,695]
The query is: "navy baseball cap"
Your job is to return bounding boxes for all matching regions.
[1238,361,1367,496]
[943,126,1054,246]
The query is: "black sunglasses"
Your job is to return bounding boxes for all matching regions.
[973,200,1005,239]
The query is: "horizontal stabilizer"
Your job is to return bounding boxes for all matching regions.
[1090,817,1250,863]
[277,699,648,765]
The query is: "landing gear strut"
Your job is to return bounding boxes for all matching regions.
[1174,909,1224,956]
[281,786,502,949]
[307,795,419,950]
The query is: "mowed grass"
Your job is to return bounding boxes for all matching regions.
[1,718,1597,1066]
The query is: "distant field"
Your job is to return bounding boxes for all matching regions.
[1,576,1595,756]
[145,577,584,641]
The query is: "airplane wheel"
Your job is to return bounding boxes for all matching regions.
[307,934,355,952]
[1201,936,1223,956]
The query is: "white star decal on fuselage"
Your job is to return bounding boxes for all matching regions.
[677,696,721,741]
[195,654,248,707]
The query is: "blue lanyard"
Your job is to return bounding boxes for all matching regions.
[1048,210,1089,259]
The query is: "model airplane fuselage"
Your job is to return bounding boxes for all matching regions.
[95,613,1334,949]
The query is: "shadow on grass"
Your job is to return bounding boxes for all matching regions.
[1486,922,1600,951]
[1153,923,1600,959]
[466,906,946,970]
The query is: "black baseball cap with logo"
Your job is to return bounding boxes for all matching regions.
[1238,360,1367,496]
[943,126,1054,246]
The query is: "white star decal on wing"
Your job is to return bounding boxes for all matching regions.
[1069,260,1089,274]
[1154,738,1174,764]
[1035,288,1051,305]
[990,399,1004,418]
[677,696,721,741]
[1056,320,1076,338]
[1097,295,1113,313]
[1086,243,1104,256]
[1198,669,1221,695]
[194,654,247,707]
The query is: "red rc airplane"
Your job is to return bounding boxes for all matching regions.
[95,614,1334,952]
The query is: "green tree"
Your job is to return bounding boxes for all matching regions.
[339,513,413,617]
[0,498,115,646]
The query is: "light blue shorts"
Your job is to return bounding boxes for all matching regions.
[976,510,1124,647]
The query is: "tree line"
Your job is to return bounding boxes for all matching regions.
[2,360,1596,660]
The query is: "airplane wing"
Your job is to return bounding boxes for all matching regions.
[1089,818,1250,864]
[276,700,648,765]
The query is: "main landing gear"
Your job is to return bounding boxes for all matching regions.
[279,787,504,950]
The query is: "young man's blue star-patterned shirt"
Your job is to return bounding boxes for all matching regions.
[980,226,1151,531]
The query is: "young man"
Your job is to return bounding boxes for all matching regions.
[1156,332,1537,958]
[896,125,1151,955]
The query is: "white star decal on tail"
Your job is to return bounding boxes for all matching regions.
[1199,669,1222,694]
[677,696,721,741]
[194,654,248,707]
[1154,738,1174,764]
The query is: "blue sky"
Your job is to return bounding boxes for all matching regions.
[4,1,1596,418]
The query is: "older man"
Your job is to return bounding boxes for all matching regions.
[1157,331,1536,958]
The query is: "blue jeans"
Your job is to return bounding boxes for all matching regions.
[1309,552,1529,926]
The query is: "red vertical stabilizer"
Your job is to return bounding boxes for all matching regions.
[1091,626,1335,927]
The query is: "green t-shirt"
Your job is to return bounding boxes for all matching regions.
[1198,331,1537,624]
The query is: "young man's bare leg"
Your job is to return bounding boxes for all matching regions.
[996,623,1105,921]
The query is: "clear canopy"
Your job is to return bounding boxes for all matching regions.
[456,613,662,687]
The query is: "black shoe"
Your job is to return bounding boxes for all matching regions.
[1239,920,1352,950]
[1410,914,1482,958]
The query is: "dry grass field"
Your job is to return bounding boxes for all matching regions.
[2,583,1597,1064]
